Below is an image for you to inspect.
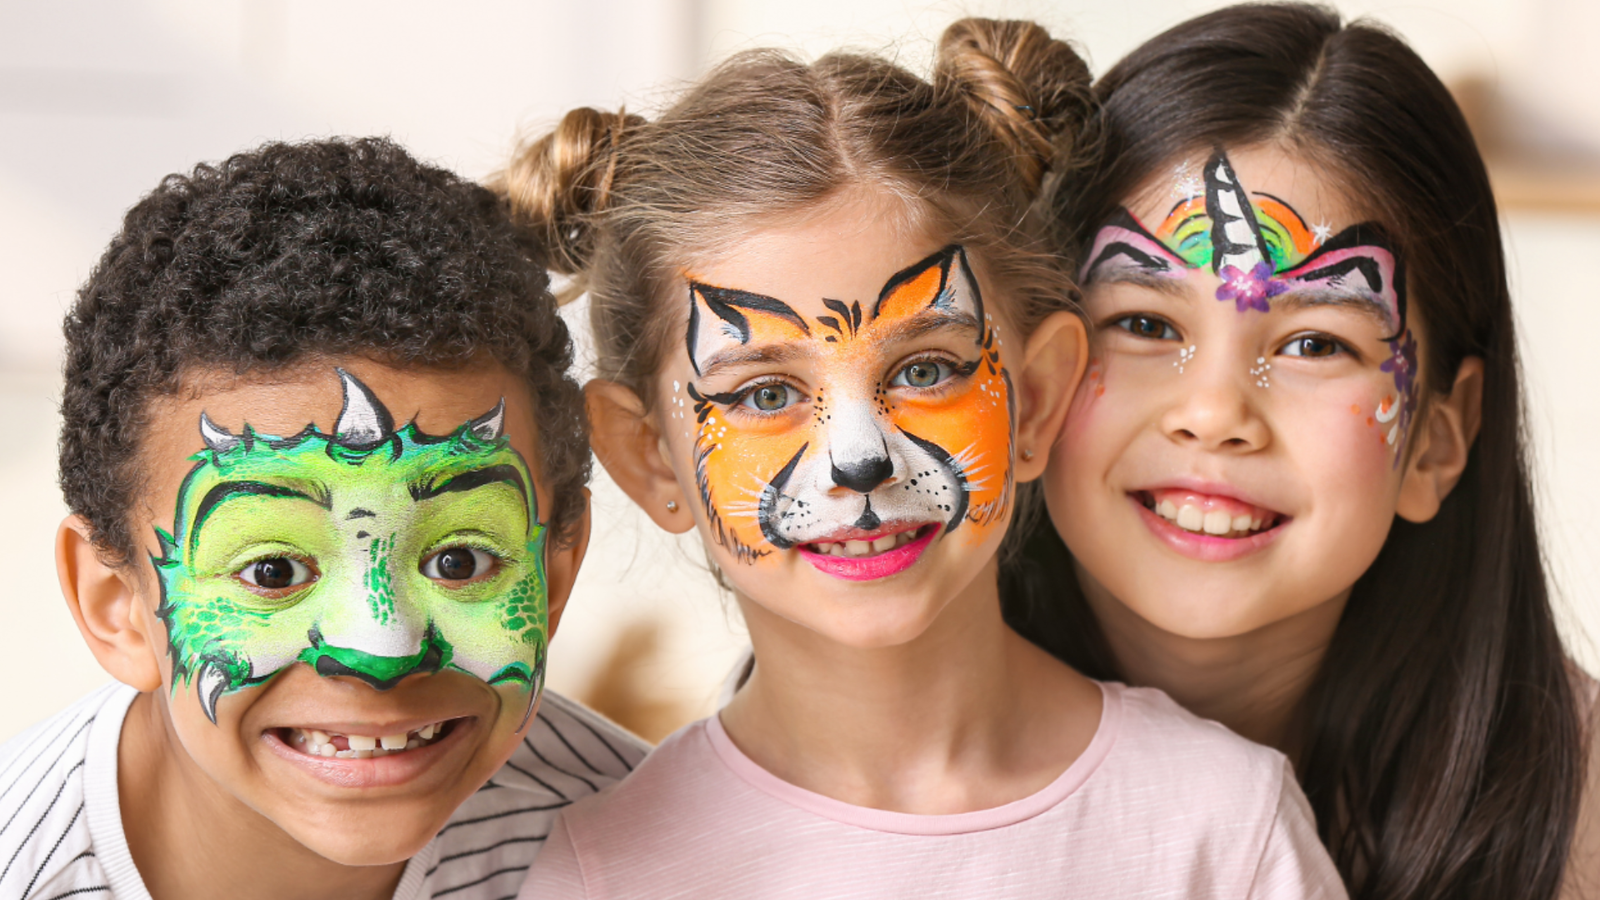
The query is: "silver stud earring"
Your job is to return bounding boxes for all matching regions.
[665,500,679,513]
[1020,448,1035,461]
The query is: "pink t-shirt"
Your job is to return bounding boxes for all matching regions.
[519,682,1347,899]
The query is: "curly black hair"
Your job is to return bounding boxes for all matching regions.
[60,136,589,566]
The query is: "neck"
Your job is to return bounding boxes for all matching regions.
[1080,566,1345,758]
[119,692,406,900]
[719,560,1102,815]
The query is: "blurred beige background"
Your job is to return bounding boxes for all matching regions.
[1,0,1595,744]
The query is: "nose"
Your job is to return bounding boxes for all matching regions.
[302,545,437,689]
[827,400,895,494]
[1159,354,1271,453]
[831,454,893,493]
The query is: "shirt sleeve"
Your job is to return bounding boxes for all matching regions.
[1247,762,1350,900]
[517,814,589,900]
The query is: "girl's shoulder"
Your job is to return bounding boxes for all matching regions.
[1101,682,1293,780]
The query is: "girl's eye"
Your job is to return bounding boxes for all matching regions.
[740,383,796,413]
[892,360,951,389]
[1280,334,1345,358]
[421,546,497,582]
[1113,315,1179,341]
[238,557,313,591]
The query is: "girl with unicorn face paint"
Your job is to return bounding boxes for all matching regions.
[1012,5,1595,899]
[499,18,1346,900]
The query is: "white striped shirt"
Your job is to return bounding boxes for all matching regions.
[0,683,647,900]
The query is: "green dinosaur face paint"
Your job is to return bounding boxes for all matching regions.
[155,369,548,724]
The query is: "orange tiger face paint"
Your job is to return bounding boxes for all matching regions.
[681,245,1014,581]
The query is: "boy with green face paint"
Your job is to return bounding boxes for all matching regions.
[164,370,549,725]
[0,138,646,900]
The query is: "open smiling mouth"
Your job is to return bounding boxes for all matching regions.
[796,523,940,581]
[1134,489,1284,540]
[278,718,463,759]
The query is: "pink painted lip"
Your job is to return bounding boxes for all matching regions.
[260,715,474,790]
[797,524,938,582]
[1130,494,1288,563]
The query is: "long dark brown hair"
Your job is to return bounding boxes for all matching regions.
[1006,5,1586,898]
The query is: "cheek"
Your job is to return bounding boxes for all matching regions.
[1285,383,1404,498]
[1054,357,1142,473]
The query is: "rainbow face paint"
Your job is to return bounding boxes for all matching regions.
[156,370,548,724]
[682,245,1014,572]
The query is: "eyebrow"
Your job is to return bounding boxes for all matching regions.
[1272,287,1396,331]
[694,342,810,381]
[191,480,329,550]
[1086,265,1190,297]
[410,464,531,510]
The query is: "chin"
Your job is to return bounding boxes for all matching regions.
[1116,587,1289,641]
[806,602,945,650]
[285,810,447,867]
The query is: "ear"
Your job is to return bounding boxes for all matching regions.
[1012,311,1088,481]
[586,380,694,534]
[56,515,163,691]
[1396,356,1484,522]
[543,488,591,638]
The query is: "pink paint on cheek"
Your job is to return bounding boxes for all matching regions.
[1059,358,1108,444]
[1331,390,1402,479]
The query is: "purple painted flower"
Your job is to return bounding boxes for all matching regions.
[1380,331,1418,398]
[1215,261,1287,313]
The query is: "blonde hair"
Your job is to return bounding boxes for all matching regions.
[494,18,1094,404]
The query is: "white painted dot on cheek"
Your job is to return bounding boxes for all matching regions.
[1249,357,1272,389]
[1173,344,1196,374]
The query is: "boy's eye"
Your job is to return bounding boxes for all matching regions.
[422,546,497,582]
[1280,334,1345,358]
[891,360,951,389]
[740,383,796,413]
[1113,314,1179,341]
[238,557,314,591]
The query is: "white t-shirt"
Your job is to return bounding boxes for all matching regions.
[0,682,647,900]
[521,682,1348,899]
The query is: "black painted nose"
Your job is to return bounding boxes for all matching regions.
[831,454,893,493]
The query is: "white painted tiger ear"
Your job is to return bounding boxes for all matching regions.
[943,247,986,323]
[685,282,810,376]
[333,368,395,449]
[467,399,506,441]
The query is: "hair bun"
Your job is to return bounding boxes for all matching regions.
[934,18,1093,193]
[495,107,645,278]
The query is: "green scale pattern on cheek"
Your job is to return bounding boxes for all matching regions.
[154,371,550,724]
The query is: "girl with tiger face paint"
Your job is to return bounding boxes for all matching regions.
[657,205,1040,646]
[500,18,1348,900]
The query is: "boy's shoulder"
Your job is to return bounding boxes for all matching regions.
[0,681,135,900]
[0,686,647,900]
[419,691,650,898]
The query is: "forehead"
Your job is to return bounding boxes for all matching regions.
[681,190,953,321]
[136,359,543,528]
[1123,144,1362,233]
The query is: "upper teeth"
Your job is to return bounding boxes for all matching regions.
[290,721,446,759]
[810,531,920,558]
[1154,499,1264,537]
